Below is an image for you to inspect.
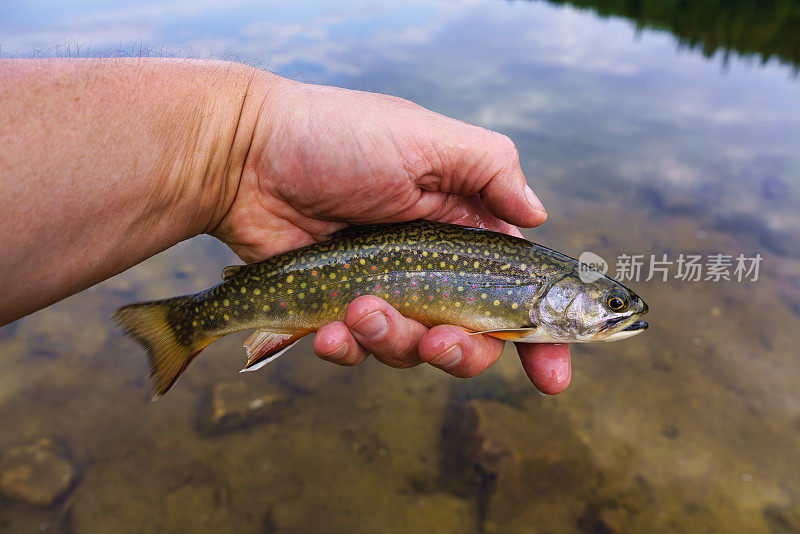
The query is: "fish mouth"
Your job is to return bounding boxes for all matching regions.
[598,318,648,341]
[622,320,648,332]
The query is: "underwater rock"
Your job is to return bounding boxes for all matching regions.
[459,399,603,534]
[0,438,76,507]
[198,379,290,435]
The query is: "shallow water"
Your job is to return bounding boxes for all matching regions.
[2,1,800,532]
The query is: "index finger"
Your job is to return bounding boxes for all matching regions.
[516,343,571,394]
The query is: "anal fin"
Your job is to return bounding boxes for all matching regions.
[240,329,306,372]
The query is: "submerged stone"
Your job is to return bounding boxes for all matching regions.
[0,438,76,507]
[458,399,604,534]
[198,379,290,435]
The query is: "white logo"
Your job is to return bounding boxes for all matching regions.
[578,251,608,283]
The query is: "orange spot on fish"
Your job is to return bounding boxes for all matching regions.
[444,293,449,298]
[331,291,338,297]
[280,302,285,307]
[345,263,350,268]
[468,297,474,301]
[371,265,377,270]
[375,284,381,290]
[312,270,318,275]
[382,257,388,262]
[412,296,418,300]
[428,295,434,300]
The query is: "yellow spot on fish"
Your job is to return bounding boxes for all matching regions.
[223,299,230,306]
[287,289,293,294]
[254,289,261,296]
[359,259,365,265]
[493,300,500,306]
[474,261,480,268]
[269,287,275,293]
[243,304,249,310]
[334,307,339,313]
[440,261,446,267]
[520,263,527,270]
[192,320,197,326]
[240,287,247,293]
[286,275,294,283]
[452,254,458,261]
[422,251,428,256]
[194,307,199,312]
[455,301,461,307]
[224,314,230,321]
[301,282,307,289]
[485,311,492,316]
[213,301,218,307]
[481,293,488,299]
[457,286,464,291]
[432,252,439,258]
[262,305,270,311]
[512,303,519,309]
[329,273,336,279]
[298,292,305,299]
[500,264,510,271]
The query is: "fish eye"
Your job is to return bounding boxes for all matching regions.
[605,290,629,312]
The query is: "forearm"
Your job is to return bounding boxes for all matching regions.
[0,58,272,324]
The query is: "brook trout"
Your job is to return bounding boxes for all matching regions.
[114,220,648,398]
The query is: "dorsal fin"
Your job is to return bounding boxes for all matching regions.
[221,265,243,280]
[326,224,377,241]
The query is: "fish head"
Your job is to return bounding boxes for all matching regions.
[533,273,648,342]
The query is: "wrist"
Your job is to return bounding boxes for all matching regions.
[167,61,283,239]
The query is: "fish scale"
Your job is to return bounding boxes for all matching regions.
[114,220,648,399]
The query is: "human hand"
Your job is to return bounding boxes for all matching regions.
[211,77,571,394]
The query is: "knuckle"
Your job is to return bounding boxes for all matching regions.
[486,131,518,163]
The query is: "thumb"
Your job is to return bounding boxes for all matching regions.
[417,119,547,228]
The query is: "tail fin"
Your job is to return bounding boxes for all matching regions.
[113,298,216,400]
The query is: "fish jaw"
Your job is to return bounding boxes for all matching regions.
[600,320,649,341]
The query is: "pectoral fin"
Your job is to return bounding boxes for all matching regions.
[468,327,537,341]
[240,329,307,372]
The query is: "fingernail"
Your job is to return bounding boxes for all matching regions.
[432,345,463,369]
[525,184,545,213]
[324,342,348,361]
[352,311,388,339]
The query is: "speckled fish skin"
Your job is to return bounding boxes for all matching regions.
[114,220,648,398]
